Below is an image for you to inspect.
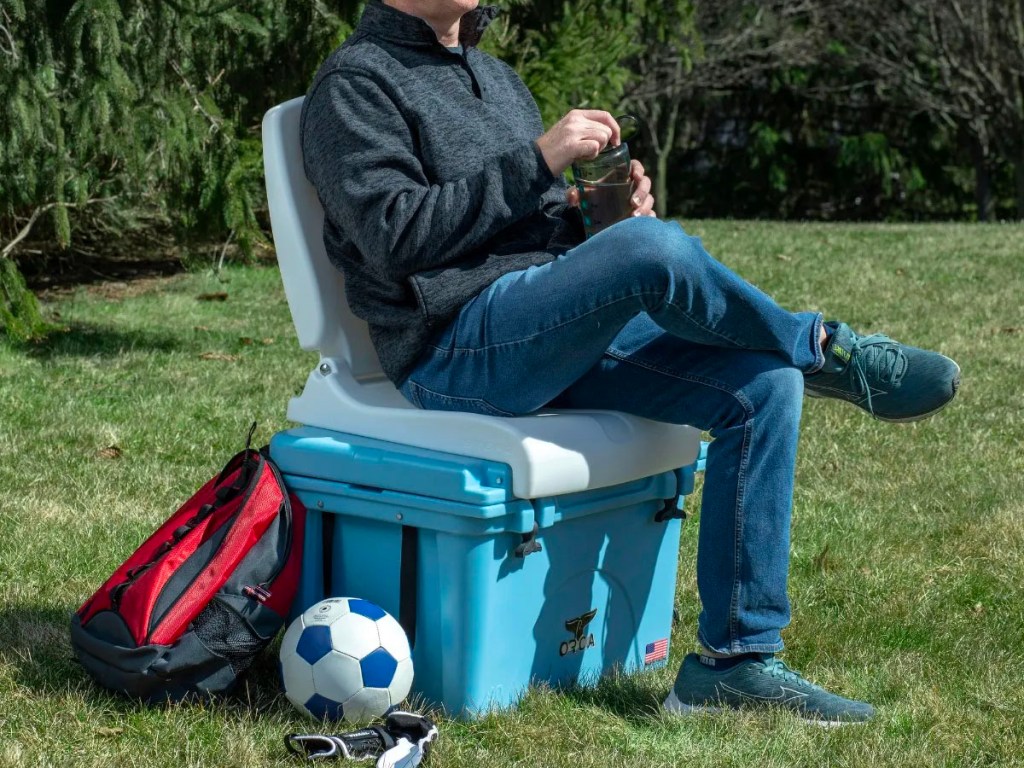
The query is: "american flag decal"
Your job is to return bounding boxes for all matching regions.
[644,638,668,664]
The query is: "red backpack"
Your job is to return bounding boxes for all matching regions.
[70,427,305,702]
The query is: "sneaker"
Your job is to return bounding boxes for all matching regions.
[804,321,960,422]
[664,653,875,726]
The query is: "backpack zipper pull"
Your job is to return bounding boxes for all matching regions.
[243,583,272,603]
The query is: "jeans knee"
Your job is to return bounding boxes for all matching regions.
[747,364,804,423]
[605,218,706,286]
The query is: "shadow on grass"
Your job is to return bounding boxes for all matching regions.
[0,602,81,693]
[555,670,669,726]
[15,322,183,360]
[0,601,288,717]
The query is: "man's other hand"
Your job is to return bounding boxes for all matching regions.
[565,160,657,218]
[536,110,621,176]
[627,160,656,217]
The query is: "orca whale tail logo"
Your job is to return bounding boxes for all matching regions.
[564,609,597,643]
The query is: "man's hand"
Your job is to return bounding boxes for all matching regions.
[536,109,621,176]
[565,159,657,218]
[627,160,656,217]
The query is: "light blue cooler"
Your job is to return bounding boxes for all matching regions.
[261,98,705,717]
[271,427,701,716]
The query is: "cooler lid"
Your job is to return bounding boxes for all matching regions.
[270,427,515,506]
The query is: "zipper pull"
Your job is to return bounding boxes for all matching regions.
[243,583,272,603]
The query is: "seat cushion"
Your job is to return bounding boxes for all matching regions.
[287,360,701,499]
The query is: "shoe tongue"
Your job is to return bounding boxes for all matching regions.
[821,323,856,374]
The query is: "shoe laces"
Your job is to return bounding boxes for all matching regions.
[848,333,908,415]
[760,658,818,690]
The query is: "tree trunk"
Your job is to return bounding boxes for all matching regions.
[972,140,994,222]
[654,97,681,219]
[655,151,669,220]
[977,164,993,223]
[1017,149,1024,220]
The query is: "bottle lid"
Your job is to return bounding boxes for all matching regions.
[597,114,640,155]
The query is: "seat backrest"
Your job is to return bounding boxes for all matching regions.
[262,97,383,381]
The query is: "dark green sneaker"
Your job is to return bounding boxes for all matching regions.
[804,321,960,422]
[664,653,875,726]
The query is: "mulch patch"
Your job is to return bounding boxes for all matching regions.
[15,238,275,301]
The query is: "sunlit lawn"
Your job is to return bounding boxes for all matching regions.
[1,221,1022,767]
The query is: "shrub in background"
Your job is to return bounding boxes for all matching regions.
[0,0,635,340]
[0,0,359,338]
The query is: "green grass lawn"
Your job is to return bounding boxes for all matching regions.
[2,221,1023,767]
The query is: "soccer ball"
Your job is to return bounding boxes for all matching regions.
[279,597,413,722]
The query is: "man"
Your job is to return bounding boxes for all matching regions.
[300,0,960,725]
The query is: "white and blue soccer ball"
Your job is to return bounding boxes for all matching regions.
[279,597,413,722]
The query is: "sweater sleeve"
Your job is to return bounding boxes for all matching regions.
[301,69,557,280]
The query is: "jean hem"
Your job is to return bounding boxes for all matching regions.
[697,629,785,656]
[805,312,826,374]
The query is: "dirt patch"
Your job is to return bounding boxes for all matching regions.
[16,236,276,301]
[17,243,190,301]
[90,274,191,301]
[35,272,190,302]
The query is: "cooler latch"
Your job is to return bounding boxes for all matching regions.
[654,495,686,523]
[514,522,542,558]
[656,460,701,522]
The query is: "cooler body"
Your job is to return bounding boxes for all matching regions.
[271,427,691,716]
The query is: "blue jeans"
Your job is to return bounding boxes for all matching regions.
[399,217,824,654]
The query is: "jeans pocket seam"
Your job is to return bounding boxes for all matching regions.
[411,381,516,418]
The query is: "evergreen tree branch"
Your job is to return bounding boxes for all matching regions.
[1,199,116,260]
[170,60,223,133]
[158,0,246,19]
[214,229,235,274]
[0,8,17,61]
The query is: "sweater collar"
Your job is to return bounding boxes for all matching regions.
[359,1,500,49]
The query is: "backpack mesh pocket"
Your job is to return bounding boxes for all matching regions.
[193,598,264,675]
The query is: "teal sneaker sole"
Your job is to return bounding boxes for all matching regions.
[662,690,868,728]
[662,690,724,715]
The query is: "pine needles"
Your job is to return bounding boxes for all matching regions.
[0,0,359,338]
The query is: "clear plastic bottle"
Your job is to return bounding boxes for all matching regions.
[571,115,639,238]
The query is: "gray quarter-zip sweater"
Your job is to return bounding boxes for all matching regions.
[300,1,583,385]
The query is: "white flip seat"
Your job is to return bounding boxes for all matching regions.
[261,97,700,500]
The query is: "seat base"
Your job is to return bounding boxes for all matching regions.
[286,359,702,500]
